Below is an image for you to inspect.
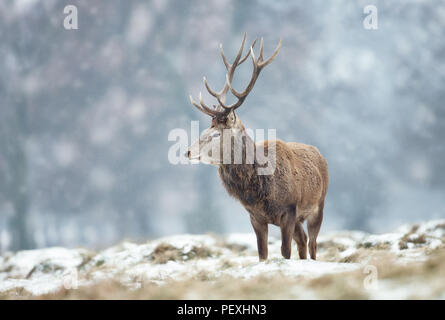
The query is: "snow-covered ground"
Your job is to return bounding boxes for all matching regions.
[1,219,444,299]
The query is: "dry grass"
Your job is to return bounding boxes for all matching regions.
[3,248,442,300]
[317,241,347,262]
[219,242,249,253]
[148,243,214,264]
[306,272,369,299]
[2,224,445,300]
[357,241,391,250]
[337,247,395,264]
[148,243,184,264]
[398,225,427,250]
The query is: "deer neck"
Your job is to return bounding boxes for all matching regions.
[217,133,261,200]
[220,129,257,167]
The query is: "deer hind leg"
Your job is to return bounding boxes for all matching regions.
[250,216,268,261]
[293,221,308,259]
[280,212,296,259]
[307,201,324,260]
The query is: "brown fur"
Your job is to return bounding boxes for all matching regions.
[218,131,329,260]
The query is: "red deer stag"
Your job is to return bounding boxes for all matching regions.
[187,33,329,260]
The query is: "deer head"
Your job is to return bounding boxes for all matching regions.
[187,33,281,165]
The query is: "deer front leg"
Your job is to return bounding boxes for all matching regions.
[250,216,268,261]
[293,221,308,259]
[280,212,296,259]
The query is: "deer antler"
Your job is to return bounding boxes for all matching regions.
[189,33,281,119]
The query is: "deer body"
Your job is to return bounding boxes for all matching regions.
[187,33,329,260]
[218,137,328,260]
[219,140,328,226]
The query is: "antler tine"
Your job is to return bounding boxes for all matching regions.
[225,45,259,102]
[189,34,281,118]
[189,94,217,117]
[232,32,247,67]
[203,76,218,97]
[225,50,254,99]
[258,38,282,68]
[219,44,230,71]
[219,32,247,71]
[224,32,247,84]
[218,34,258,108]
[199,92,210,109]
[224,38,281,111]
[204,36,255,101]
[258,37,264,61]
[239,38,257,64]
[205,33,251,106]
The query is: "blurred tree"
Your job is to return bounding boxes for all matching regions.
[0,0,444,250]
[0,100,33,250]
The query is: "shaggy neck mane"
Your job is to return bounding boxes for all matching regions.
[218,138,270,207]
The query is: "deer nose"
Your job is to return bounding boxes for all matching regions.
[185,150,190,158]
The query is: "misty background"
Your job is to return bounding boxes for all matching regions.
[1,0,444,251]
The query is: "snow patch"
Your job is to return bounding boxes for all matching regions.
[0,219,443,296]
